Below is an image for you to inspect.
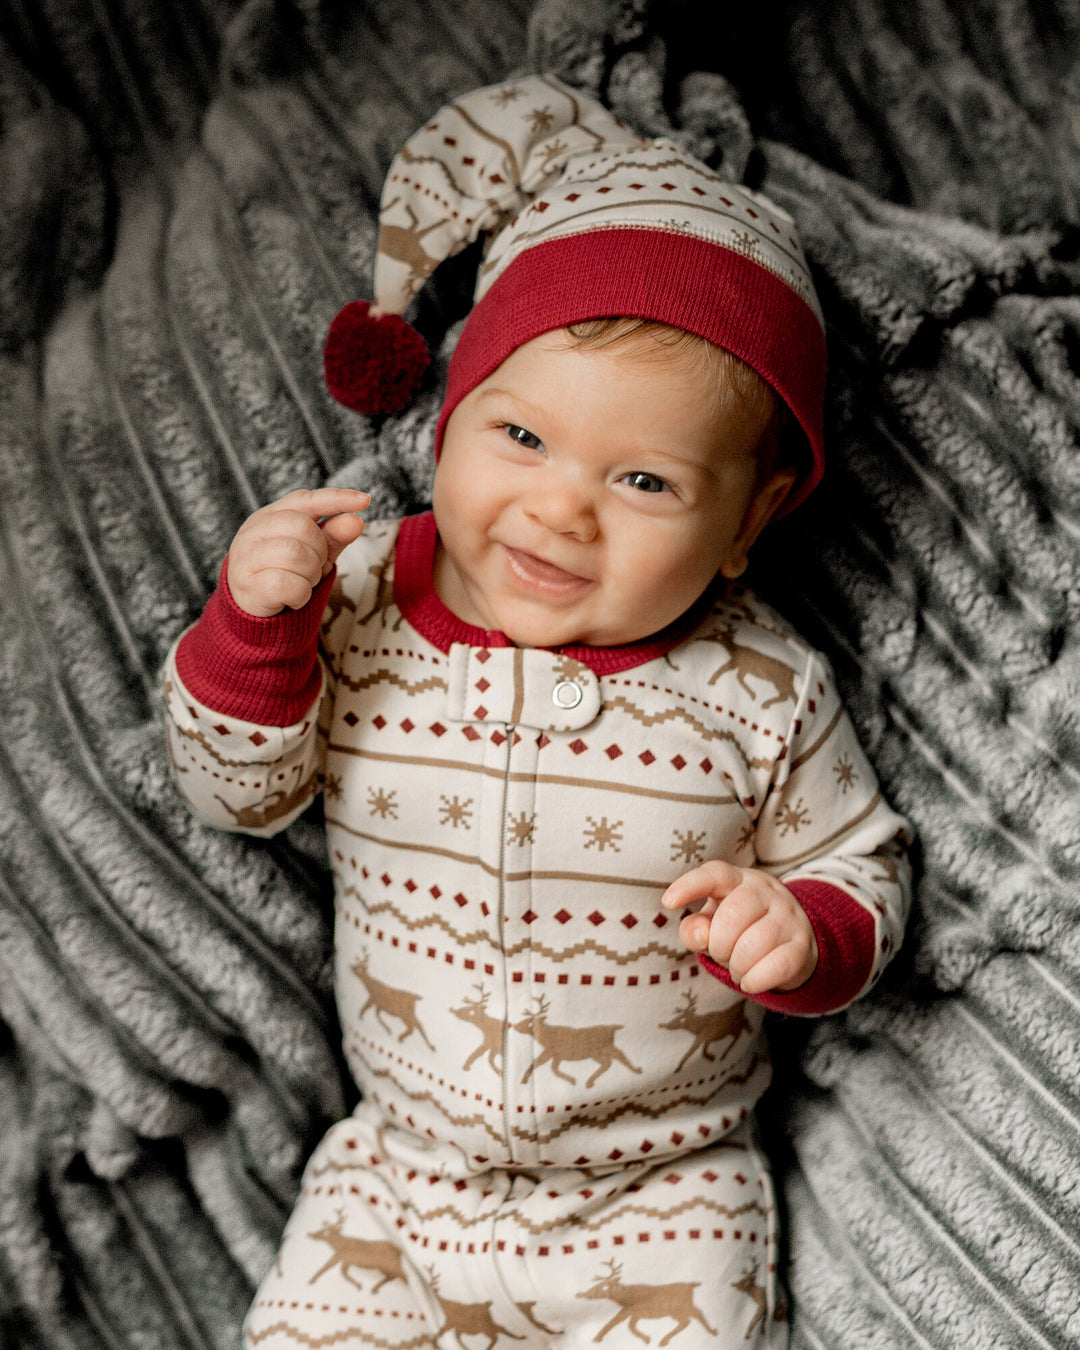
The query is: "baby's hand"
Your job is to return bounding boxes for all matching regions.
[661,861,818,995]
[227,488,371,617]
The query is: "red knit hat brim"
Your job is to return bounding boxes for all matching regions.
[434,229,826,514]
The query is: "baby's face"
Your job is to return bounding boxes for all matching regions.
[432,329,793,649]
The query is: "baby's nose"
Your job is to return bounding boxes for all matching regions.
[525,478,598,541]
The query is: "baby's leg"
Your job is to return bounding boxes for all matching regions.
[487,1118,788,1348]
[243,1108,438,1348]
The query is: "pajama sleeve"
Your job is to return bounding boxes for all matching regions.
[700,649,913,1016]
[162,546,363,839]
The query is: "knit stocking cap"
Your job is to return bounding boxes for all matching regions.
[325,74,827,509]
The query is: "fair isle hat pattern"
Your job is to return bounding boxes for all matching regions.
[325,74,827,510]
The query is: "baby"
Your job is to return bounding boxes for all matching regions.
[164,76,911,1349]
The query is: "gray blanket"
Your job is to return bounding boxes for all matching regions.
[2,1,1079,1346]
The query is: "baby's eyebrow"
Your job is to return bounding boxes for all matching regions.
[476,387,542,415]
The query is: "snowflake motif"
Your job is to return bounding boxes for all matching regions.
[670,829,707,865]
[440,794,474,829]
[367,787,397,818]
[492,84,525,105]
[584,816,623,853]
[529,105,556,135]
[506,812,536,847]
[731,229,759,251]
[553,654,586,684]
[736,821,756,853]
[833,755,858,793]
[776,798,810,836]
[323,772,343,802]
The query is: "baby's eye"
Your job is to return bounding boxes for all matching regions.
[505,424,542,451]
[621,471,668,493]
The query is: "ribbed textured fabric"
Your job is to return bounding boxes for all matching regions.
[434,229,827,511]
[175,560,335,726]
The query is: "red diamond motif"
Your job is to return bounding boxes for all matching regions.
[522,910,537,924]
[454,893,468,908]
[381,873,392,886]
[491,730,506,746]
[703,1170,718,1183]
[569,738,587,755]
[671,755,686,770]
[621,914,638,929]
[640,1140,654,1152]
[605,744,622,760]
[476,649,491,664]
[538,733,551,749]
[700,757,713,774]
[588,911,605,927]
[639,750,655,765]
[212,723,229,736]
[566,192,580,201]
[608,1148,623,1160]
[344,712,359,726]
[661,182,676,189]
[430,722,447,736]
[371,714,386,729]
[473,705,488,720]
[653,914,668,928]
[400,718,414,733]
[404,879,417,892]
[555,909,572,924]
[430,886,442,898]
[670,1132,684,1145]
[629,182,644,189]
[249,731,268,747]
[463,726,481,741]
[476,678,490,693]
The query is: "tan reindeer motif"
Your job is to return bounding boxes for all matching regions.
[659,989,751,1072]
[377,194,450,298]
[425,1265,526,1348]
[731,1261,769,1340]
[577,1259,716,1345]
[352,953,436,1050]
[705,625,797,709]
[307,1210,407,1292]
[512,995,642,1089]
[452,985,504,1072]
[214,766,318,830]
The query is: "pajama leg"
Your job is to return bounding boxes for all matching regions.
[243,1108,439,1348]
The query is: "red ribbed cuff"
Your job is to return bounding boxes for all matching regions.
[174,557,334,726]
[697,879,875,1016]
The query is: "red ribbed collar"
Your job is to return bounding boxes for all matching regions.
[393,512,710,676]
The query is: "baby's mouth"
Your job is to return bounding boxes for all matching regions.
[503,546,591,593]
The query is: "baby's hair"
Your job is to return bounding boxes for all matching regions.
[564,317,793,486]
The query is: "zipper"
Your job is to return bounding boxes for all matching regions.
[496,720,515,1164]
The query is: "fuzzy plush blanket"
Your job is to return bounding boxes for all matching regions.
[2,1,1079,1347]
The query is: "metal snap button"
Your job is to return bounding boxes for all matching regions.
[552,679,584,709]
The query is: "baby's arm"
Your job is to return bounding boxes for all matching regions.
[163,488,369,837]
[666,649,911,1016]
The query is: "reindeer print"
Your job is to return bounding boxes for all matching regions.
[731,1262,769,1340]
[352,953,436,1050]
[377,194,450,298]
[659,989,751,1072]
[307,1211,407,1293]
[452,985,503,1072]
[512,995,642,1089]
[577,1260,717,1345]
[215,766,318,830]
[705,626,797,709]
[424,1266,526,1348]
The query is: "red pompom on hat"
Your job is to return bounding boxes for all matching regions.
[324,300,429,415]
[325,74,827,511]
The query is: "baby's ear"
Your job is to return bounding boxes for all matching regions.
[718,468,797,580]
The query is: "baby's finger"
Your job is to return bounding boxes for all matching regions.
[320,509,367,571]
[661,860,743,910]
[705,888,770,967]
[677,897,718,953]
[263,487,371,521]
[733,941,806,996]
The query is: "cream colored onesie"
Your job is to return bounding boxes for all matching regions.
[164,513,911,1348]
